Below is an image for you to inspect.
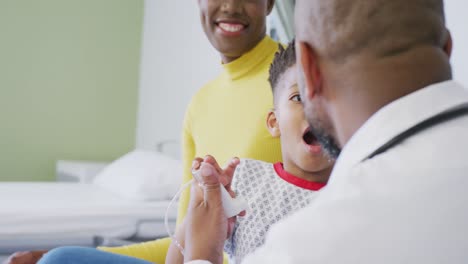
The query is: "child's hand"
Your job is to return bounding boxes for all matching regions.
[191,156,246,226]
[192,155,241,201]
[185,156,243,263]
[166,156,242,264]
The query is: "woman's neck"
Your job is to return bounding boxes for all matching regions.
[219,33,267,64]
[221,54,240,64]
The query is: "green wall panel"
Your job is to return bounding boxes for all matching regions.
[0,0,143,181]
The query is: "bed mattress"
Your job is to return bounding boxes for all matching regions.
[0,183,177,246]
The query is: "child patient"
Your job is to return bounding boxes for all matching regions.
[167,42,334,264]
[223,41,334,263]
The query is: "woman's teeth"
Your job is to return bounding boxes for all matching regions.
[218,23,244,32]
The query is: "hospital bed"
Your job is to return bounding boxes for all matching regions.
[0,148,181,255]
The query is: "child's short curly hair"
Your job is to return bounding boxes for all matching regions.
[268,40,296,97]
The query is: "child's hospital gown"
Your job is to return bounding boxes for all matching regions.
[224,159,326,263]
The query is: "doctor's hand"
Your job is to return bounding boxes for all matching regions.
[3,250,48,264]
[184,156,241,264]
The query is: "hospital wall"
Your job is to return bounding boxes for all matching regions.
[0,0,143,181]
[135,0,220,154]
[445,0,468,89]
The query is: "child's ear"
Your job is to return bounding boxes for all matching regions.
[266,110,281,137]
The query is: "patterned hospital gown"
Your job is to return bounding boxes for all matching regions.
[224,159,326,263]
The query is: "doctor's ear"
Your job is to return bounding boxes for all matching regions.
[297,40,322,100]
[267,110,281,137]
[443,29,453,58]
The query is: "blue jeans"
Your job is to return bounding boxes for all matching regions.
[38,246,154,264]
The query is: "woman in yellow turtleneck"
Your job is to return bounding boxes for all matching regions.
[102,1,282,262]
[14,1,282,264]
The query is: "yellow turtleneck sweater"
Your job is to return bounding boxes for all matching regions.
[99,36,283,263]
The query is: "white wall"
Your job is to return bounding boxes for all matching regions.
[445,1,468,87]
[136,0,220,155]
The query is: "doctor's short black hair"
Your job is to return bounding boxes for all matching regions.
[268,40,296,97]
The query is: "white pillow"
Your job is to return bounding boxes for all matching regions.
[93,150,183,201]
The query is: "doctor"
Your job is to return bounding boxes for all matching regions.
[180,0,468,263]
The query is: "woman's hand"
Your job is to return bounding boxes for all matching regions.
[3,250,48,264]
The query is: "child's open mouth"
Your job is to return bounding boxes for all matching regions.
[303,127,322,154]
